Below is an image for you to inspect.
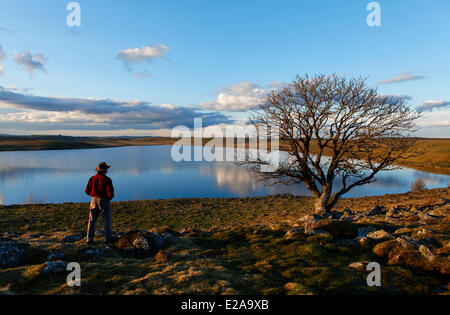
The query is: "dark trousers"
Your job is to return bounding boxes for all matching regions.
[87,197,112,242]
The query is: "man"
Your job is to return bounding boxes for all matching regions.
[85,162,115,245]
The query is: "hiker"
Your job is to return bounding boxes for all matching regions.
[85,162,115,244]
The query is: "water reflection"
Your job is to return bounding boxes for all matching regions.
[0,145,448,205]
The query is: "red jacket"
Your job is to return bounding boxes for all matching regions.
[85,173,115,200]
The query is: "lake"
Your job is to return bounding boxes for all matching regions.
[0,145,448,205]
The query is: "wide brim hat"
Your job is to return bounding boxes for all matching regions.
[96,162,111,172]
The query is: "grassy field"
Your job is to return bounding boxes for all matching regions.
[1,136,449,174]
[0,188,449,295]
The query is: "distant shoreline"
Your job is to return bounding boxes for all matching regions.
[0,135,449,175]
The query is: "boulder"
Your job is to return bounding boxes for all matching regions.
[368,205,386,216]
[419,245,436,263]
[0,239,30,268]
[366,230,394,242]
[116,230,166,258]
[311,219,359,238]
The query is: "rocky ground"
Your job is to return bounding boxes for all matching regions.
[0,188,449,295]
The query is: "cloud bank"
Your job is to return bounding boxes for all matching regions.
[0,87,232,130]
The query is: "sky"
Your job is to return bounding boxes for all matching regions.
[0,0,449,137]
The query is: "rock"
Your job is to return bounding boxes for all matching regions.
[3,232,17,238]
[412,228,433,240]
[393,227,413,236]
[419,245,436,263]
[299,214,323,234]
[117,230,166,258]
[62,235,83,243]
[308,229,328,235]
[428,209,447,217]
[366,230,394,242]
[386,208,401,218]
[396,236,422,249]
[284,228,304,240]
[29,233,46,239]
[47,251,65,260]
[373,240,399,257]
[0,239,30,268]
[339,210,355,222]
[132,236,149,249]
[416,212,438,223]
[311,219,359,238]
[284,282,311,295]
[368,205,386,216]
[356,226,377,239]
[348,262,364,271]
[43,261,67,273]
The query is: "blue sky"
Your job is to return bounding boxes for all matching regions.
[0,0,449,137]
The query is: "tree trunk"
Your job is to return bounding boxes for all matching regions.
[314,194,330,215]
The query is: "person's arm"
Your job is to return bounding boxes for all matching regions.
[106,178,115,200]
[85,177,92,196]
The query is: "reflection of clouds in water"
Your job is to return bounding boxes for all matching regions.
[0,193,3,205]
[0,145,449,205]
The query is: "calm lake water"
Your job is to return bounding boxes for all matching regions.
[0,145,448,205]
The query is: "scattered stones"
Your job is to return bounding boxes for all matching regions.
[0,239,30,268]
[43,261,67,273]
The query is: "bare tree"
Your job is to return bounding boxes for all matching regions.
[245,74,420,214]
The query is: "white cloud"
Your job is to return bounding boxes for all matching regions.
[416,100,450,113]
[377,72,425,85]
[117,44,169,72]
[200,81,277,112]
[0,65,4,76]
[14,51,48,76]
